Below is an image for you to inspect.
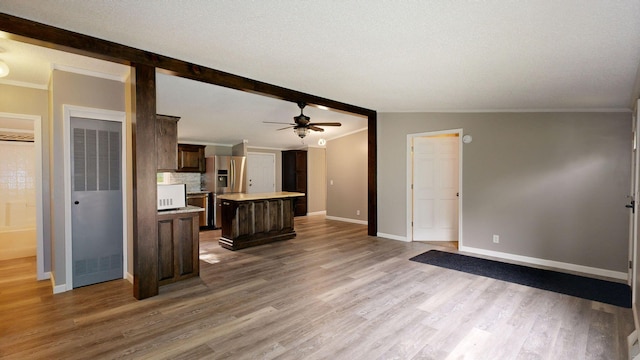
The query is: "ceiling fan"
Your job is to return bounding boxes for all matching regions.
[264,102,341,138]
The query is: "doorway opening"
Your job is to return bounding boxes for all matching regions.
[407,129,463,248]
[0,112,45,280]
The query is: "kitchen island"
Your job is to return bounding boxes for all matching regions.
[218,192,305,250]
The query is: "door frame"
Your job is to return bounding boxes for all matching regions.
[0,112,44,280]
[407,128,463,244]
[630,108,638,288]
[63,105,127,290]
[632,100,640,331]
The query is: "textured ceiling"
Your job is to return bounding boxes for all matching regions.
[1,1,639,146]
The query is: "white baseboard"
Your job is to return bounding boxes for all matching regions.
[307,211,327,216]
[49,271,132,293]
[50,273,68,294]
[37,271,51,281]
[325,215,368,225]
[0,247,37,261]
[377,232,409,242]
[459,245,628,281]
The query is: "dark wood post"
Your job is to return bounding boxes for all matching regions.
[368,112,377,236]
[133,65,159,299]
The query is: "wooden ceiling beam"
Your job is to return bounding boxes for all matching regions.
[0,13,375,118]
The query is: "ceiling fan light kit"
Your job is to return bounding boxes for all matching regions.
[295,127,310,138]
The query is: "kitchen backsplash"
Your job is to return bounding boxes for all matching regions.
[160,172,201,193]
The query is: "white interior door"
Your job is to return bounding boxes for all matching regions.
[412,134,459,241]
[247,152,275,194]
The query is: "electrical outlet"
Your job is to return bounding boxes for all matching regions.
[356,210,360,216]
[493,234,499,244]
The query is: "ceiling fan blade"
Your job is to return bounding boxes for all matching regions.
[277,126,295,131]
[308,126,325,132]
[263,121,296,125]
[308,122,341,127]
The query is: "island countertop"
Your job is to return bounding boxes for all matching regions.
[217,191,305,202]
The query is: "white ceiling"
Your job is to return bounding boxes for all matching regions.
[155,73,367,149]
[1,1,639,145]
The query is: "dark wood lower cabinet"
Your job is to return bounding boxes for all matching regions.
[157,211,200,286]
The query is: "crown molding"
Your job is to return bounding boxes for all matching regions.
[52,64,128,82]
[0,78,47,90]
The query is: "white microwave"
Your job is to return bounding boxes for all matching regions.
[157,184,186,210]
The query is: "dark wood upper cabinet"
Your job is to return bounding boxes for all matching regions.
[156,114,179,171]
[282,150,307,216]
[177,144,206,173]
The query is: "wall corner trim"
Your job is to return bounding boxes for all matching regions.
[50,273,67,294]
[37,271,51,281]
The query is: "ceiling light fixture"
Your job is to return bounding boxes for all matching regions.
[294,127,310,138]
[0,60,9,77]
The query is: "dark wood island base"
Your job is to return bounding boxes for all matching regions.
[218,192,305,251]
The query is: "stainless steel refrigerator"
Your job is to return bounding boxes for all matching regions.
[203,156,247,228]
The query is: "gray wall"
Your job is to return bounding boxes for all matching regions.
[0,83,51,272]
[378,112,631,273]
[307,147,326,214]
[205,145,232,156]
[51,70,125,287]
[232,142,247,156]
[326,130,368,221]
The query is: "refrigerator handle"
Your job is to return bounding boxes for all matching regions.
[231,159,235,190]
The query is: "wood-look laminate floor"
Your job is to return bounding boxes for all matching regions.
[0,215,634,359]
